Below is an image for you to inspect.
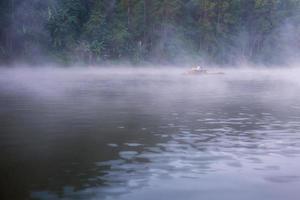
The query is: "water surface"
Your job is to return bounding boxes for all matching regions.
[1,68,300,200]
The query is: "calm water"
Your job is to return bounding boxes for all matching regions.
[1,68,300,200]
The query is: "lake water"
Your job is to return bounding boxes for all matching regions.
[1,67,300,200]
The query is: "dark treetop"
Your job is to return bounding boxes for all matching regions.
[1,0,300,65]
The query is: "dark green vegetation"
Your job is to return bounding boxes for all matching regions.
[1,0,300,65]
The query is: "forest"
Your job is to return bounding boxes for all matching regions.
[1,0,300,65]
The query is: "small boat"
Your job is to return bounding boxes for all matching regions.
[184,66,225,76]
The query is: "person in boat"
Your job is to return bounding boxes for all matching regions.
[189,65,207,74]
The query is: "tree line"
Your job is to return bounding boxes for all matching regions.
[1,0,300,65]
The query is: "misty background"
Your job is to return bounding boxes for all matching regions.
[1,0,300,65]
[2,1,300,200]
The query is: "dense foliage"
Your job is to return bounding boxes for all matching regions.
[1,0,300,65]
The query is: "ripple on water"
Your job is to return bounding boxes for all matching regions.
[124,143,143,147]
[119,151,139,160]
[107,143,119,148]
[264,175,300,183]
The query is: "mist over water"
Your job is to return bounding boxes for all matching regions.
[0,66,300,200]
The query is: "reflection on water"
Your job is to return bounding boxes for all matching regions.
[0,68,300,200]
